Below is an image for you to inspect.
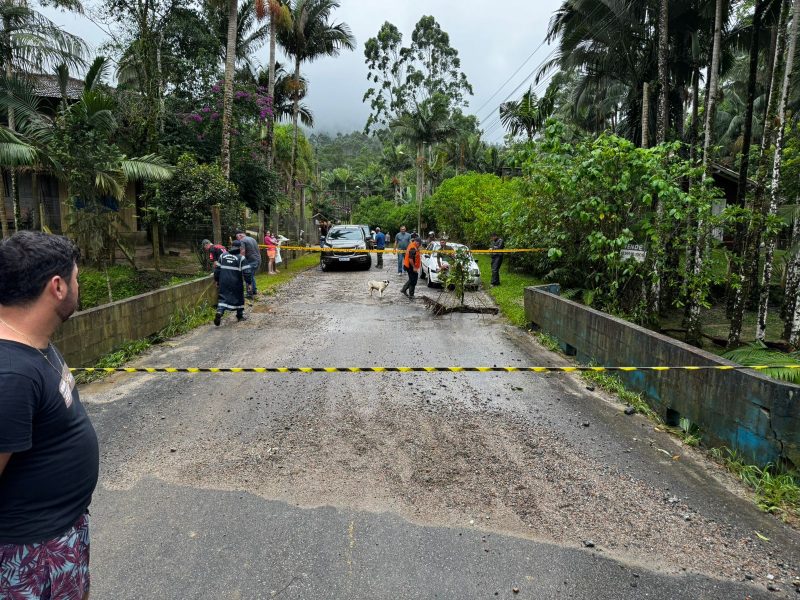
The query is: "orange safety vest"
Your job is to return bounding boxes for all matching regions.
[403,241,421,270]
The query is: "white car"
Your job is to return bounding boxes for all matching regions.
[421,241,482,289]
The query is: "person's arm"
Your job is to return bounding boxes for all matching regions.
[0,452,11,476]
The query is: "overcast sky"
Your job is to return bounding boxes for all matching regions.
[40,0,563,143]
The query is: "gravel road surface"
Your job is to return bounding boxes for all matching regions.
[82,260,800,599]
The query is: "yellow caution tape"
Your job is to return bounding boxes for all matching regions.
[70,365,788,374]
[259,245,546,254]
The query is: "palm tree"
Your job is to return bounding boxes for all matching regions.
[499,86,554,142]
[255,0,290,169]
[256,63,313,125]
[0,58,172,257]
[277,0,354,223]
[0,0,86,236]
[390,94,456,234]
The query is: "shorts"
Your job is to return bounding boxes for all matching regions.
[0,513,90,600]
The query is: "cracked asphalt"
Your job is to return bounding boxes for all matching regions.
[81,260,800,599]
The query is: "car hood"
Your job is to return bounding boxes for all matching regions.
[325,239,364,248]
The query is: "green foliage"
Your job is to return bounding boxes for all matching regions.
[147,153,242,237]
[534,331,560,352]
[579,369,660,421]
[78,266,197,310]
[351,195,437,234]
[477,255,542,327]
[74,337,153,384]
[722,342,800,383]
[710,447,799,520]
[429,173,522,247]
[310,131,382,172]
[363,17,472,133]
[438,245,472,305]
[503,123,723,323]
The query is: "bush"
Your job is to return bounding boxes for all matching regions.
[146,154,243,239]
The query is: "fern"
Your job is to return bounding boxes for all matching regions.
[722,342,800,384]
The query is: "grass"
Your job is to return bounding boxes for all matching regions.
[475,255,543,327]
[710,447,800,523]
[79,265,199,310]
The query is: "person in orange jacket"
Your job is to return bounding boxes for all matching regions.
[401,234,421,300]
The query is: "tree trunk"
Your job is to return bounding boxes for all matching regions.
[728,0,766,313]
[656,0,669,144]
[32,172,45,231]
[729,0,790,346]
[0,169,8,239]
[688,0,724,345]
[641,81,650,148]
[784,196,800,340]
[289,56,301,215]
[217,0,237,242]
[416,142,424,235]
[735,0,765,210]
[265,2,277,172]
[764,0,800,342]
[221,0,237,180]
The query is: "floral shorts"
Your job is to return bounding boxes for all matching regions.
[0,513,90,600]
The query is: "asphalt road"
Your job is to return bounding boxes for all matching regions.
[82,260,800,599]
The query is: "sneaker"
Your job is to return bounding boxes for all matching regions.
[237,315,248,322]
[214,313,221,326]
[401,289,409,297]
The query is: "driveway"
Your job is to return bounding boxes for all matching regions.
[82,260,800,598]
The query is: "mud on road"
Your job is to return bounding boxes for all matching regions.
[84,261,800,596]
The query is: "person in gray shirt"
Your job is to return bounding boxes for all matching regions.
[235,230,261,297]
[393,225,411,275]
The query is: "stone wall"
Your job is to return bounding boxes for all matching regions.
[53,276,217,367]
[524,285,800,468]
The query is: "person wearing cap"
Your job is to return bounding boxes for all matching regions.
[423,231,436,249]
[374,227,386,268]
[213,240,253,326]
[235,230,261,298]
[202,239,226,267]
[401,234,422,300]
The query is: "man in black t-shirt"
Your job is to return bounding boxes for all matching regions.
[0,231,98,600]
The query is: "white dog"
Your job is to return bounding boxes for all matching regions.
[367,279,391,298]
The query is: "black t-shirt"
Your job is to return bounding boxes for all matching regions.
[0,340,99,544]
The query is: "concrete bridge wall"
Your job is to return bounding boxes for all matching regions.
[54,276,217,368]
[524,284,800,468]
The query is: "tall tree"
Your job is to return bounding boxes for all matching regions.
[656,0,669,144]
[278,0,354,225]
[729,0,791,346]
[216,0,238,242]
[390,94,455,234]
[363,16,472,134]
[759,0,799,342]
[499,86,554,142]
[686,0,725,345]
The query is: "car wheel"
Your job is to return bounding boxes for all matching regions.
[321,261,329,272]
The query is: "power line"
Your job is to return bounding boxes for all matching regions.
[473,38,552,121]
[478,5,618,141]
